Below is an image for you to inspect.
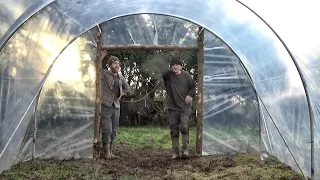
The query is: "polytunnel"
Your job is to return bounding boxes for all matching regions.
[0,0,319,179]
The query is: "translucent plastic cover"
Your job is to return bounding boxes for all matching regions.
[0,0,54,48]
[240,0,320,177]
[203,32,259,155]
[0,0,318,178]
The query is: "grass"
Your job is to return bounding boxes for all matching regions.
[117,126,197,149]
[0,153,305,180]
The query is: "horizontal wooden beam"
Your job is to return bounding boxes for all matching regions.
[101,45,199,51]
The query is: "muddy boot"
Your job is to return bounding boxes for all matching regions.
[171,136,180,159]
[103,144,112,159]
[110,142,119,158]
[181,134,189,159]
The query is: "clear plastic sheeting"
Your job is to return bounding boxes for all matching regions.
[0,0,318,178]
[101,14,198,46]
[24,31,97,160]
[0,97,37,172]
[259,99,302,174]
[203,31,259,155]
[0,0,35,37]
[14,14,198,161]
[0,0,55,48]
[0,3,82,171]
[204,1,311,178]
[296,58,320,178]
[239,0,320,177]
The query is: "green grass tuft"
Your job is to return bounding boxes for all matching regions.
[117,126,196,149]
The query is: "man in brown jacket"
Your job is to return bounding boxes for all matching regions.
[162,56,196,159]
[100,51,131,159]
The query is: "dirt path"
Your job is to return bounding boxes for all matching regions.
[1,144,304,180]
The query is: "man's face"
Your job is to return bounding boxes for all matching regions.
[171,64,182,74]
[111,61,120,73]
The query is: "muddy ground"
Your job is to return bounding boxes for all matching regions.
[0,144,304,180]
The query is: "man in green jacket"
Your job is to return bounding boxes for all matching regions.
[162,56,196,159]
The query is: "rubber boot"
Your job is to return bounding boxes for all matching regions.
[171,136,180,159]
[181,134,189,159]
[103,144,112,159]
[110,141,119,158]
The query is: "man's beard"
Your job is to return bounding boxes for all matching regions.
[111,66,119,73]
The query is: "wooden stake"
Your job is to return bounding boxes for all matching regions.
[93,25,102,158]
[102,45,198,51]
[196,27,204,156]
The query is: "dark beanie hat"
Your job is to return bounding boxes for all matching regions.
[107,56,120,66]
[169,56,183,66]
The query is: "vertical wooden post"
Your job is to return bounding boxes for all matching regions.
[196,27,204,156]
[93,25,102,158]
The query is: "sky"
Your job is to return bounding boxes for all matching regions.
[239,0,320,62]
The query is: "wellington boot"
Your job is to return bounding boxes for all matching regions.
[110,142,119,158]
[181,134,189,159]
[171,136,180,159]
[103,144,112,159]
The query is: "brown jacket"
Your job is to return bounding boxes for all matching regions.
[101,69,131,108]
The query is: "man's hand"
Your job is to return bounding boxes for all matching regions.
[100,50,108,60]
[185,95,192,104]
[121,92,127,97]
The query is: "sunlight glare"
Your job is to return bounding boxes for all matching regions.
[49,42,81,83]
